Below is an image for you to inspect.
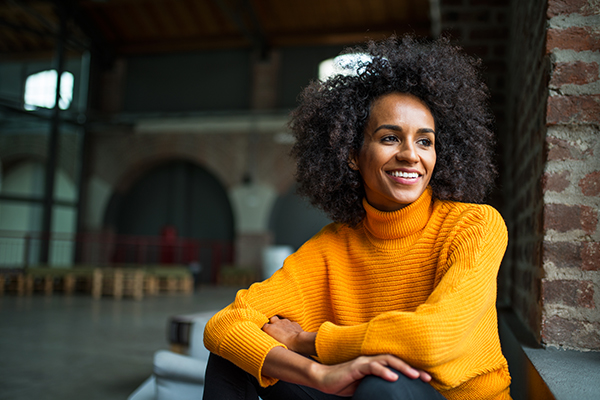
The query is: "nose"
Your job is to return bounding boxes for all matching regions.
[396,141,419,163]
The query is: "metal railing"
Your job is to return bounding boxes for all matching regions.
[0,230,233,283]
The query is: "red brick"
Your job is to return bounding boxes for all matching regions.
[546,27,600,53]
[542,316,600,349]
[546,136,594,161]
[542,279,595,308]
[550,62,599,87]
[546,95,600,125]
[543,240,582,268]
[542,170,570,193]
[546,137,573,161]
[579,171,600,196]
[545,203,581,232]
[547,0,597,17]
[544,203,597,233]
[582,242,600,270]
[542,315,578,343]
[581,205,598,234]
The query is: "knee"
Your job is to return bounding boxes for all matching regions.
[354,371,441,400]
[353,374,400,400]
[205,352,228,374]
[205,353,247,382]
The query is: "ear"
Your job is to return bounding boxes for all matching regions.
[348,153,360,171]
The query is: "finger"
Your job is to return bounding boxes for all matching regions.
[383,356,420,380]
[368,362,399,382]
[270,316,280,323]
[418,370,432,382]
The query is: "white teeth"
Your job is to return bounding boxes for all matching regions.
[389,171,419,179]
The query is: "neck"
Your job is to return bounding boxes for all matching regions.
[362,187,433,241]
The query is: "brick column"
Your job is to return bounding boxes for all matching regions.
[541,0,600,349]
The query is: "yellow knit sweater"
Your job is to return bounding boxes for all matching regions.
[204,187,511,399]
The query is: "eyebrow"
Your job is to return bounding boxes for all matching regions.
[373,124,436,134]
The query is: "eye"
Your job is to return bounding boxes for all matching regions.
[417,137,434,147]
[381,135,399,144]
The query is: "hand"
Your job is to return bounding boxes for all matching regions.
[262,316,316,356]
[313,354,432,396]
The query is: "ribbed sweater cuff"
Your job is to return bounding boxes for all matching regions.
[316,321,368,364]
[220,321,286,387]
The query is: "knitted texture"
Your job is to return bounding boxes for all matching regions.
[204,187,511,399]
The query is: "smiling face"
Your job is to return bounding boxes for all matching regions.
[351,92,436,212]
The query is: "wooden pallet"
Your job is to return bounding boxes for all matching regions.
[1,265,193,298]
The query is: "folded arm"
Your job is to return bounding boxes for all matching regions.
[316,211,507,369]
[261,344,430,396]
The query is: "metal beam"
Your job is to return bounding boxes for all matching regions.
[429,0,442,38]
[240,0,269,58]
[0,98,84,126]
[39,0,67,265]
[56,0,114,67]
[0,194,76,208]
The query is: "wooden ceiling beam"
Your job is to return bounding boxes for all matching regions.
[269,31,423,47]
[109,26,431,56]
[114,35,251,55]
[0,0,432,56]
[211,0,268,57]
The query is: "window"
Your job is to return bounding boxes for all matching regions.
[318,53,374,81]
[24,69,74,110]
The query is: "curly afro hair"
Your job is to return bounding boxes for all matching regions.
[289,35,497,227]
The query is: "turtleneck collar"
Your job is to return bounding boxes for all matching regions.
[362,186,433,241]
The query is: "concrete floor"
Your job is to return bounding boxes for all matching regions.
[0,286,239,400]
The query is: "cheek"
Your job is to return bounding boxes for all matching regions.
[425,150,436,172]
[356,147,377,172]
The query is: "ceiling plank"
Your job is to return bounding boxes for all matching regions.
[1,0,432,57]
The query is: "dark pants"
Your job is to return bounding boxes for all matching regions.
[203,353,446,400]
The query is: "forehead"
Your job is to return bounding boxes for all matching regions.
[367,92,435,127]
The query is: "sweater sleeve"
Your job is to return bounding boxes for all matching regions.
[315,206,508,373]
[203,236,331,387]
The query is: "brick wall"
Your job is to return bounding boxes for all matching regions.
[440,0,509,133]
[504,0,599,350]
[439,0,513,311]
[503,0,549,344]
[541,0,600,349]
[92,130,296,197]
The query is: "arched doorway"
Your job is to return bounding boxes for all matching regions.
[111,160,234,283]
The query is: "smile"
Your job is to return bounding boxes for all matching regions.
[387,171,420,179]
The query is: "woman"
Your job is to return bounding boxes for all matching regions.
[203,36,511,399]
